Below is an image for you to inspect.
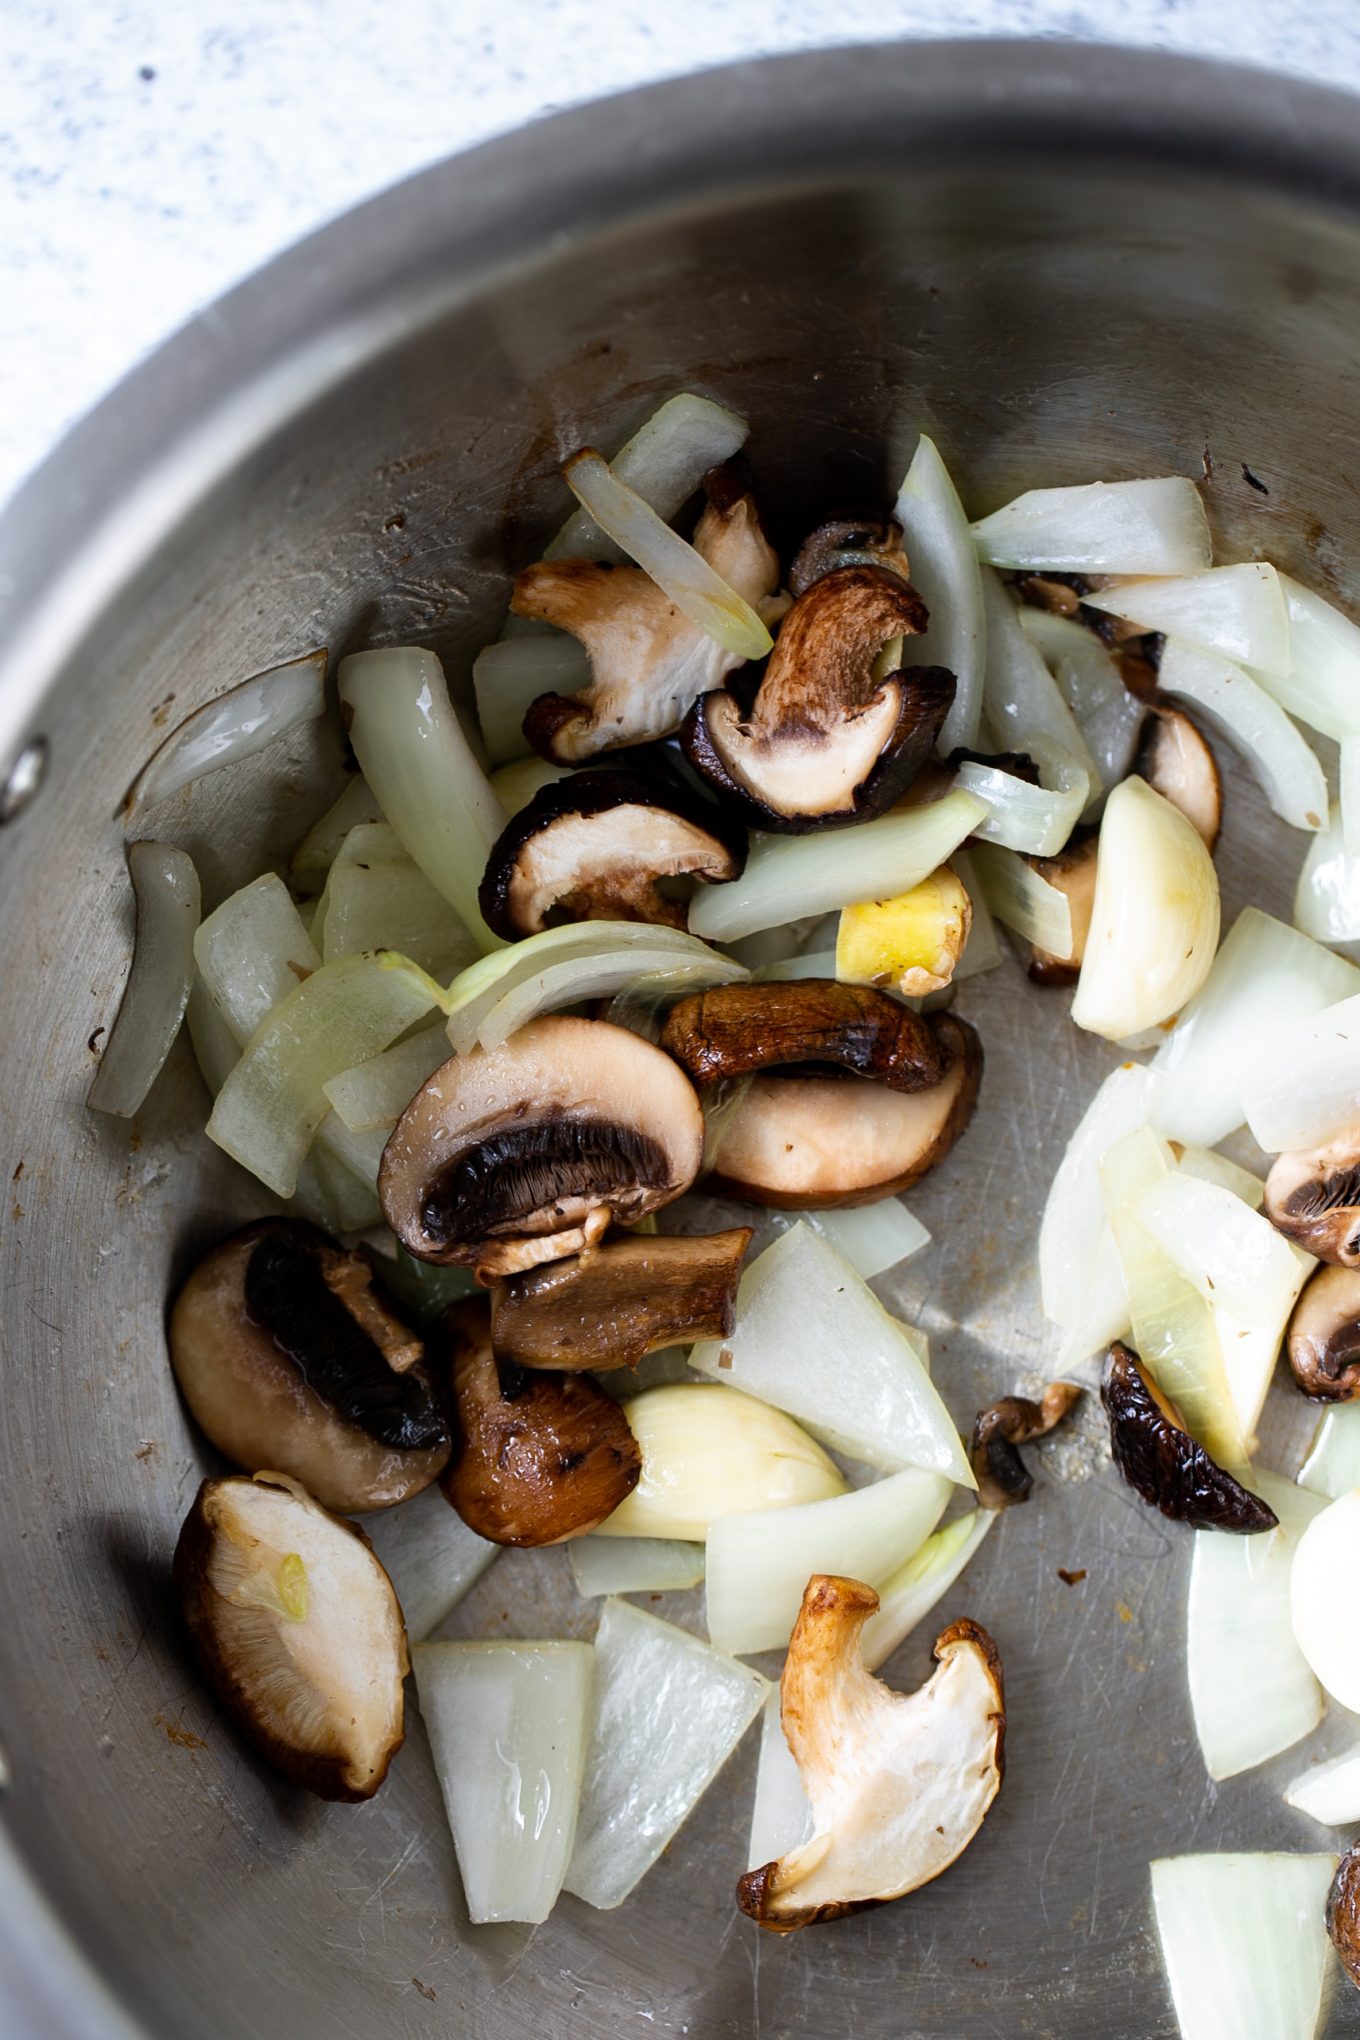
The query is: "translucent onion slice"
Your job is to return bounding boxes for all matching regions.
[185,972,240,1096]
[289,775,383,890]
[545,392,748,563]
[1240,989,1360,1152]
[320,857,478,982]
[1039,1062,1160,1349]
[1152,907,1360,1145]
[1172,1143,1265,1208]
[88,843,201,1117]
[1084,563,1290,673]
[1291,1488,1360,1712]
[562,450,772,661]
[970,840,1073,957]
[1342,739,1360,858]
[860,1509,994,1672]
[443,919,740,1055]
[362,1483,497,1642]
[787,1200,930,1279]
[1298,1401,1360,1502]
[414,1640,593,1924]
[892,434,986,752]
[1284,1746,1360,1826]
[1156,639,1326,833]
[338,648,507,952]
[195,872,320,1045]
[1100,1127,1245,1466]
[747,1691,814,1870]
[753,947,841,982]
[969,477,1212,576]
[1150,1852,1337,2040]
[473,636,591,765]
[124,649,326,820]
[978,569,1099,788]
[1018,607,1145,789]
[1187,1470,1325,1780]
[1212,1305,1282,1454]
[322,1022,452,1131]
[1072,776,1220,1042]
[206,951,439,1196]
[953,734,1091,858]
[689,1225,975,1487]
[1131,1174,1313,1331]
[1253,573,1360,741]
[949,846,1004,981]
[488,754,572,815]
[569,1536,704,1599]
[565,1598,768,1910]
[290,1143,383,1235]
[688,789,989,945]
[705,1468,951,1656]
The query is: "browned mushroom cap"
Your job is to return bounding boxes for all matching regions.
[658,979,944,1092]
[971,1383,1083,1508]
[788,518,911,597]
[1266,1136,1360,1268]
[379,1017,705,1278]
[682,567,955,831]
[512,469,779,763]
[169,1220,450,1514]
[477,766,745,942]
[1285,1265,1360,1401]
[1327,1846,1360,1991]
[1100,1342,1278,1532]
[173,1472,408,1801]
[438,1299,641,1544]
[1133,706,1222,849]
[1023,828,1099,988]
[490,1228,751,1371]
[706,1011,983,1208]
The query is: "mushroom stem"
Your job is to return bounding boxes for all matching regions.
[970,1382,1082,1509]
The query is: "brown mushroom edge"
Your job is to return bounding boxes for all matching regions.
[1133,705,1222,851]
[1266,1137,1360,1270]
[1327,1847,1360,1992]
[787,518,912,597]
[1285,1265,1360,1401]
[971,1383,1083,1508]
[1023,829,1099,988]
[659,979,946,1093]
[1100,1342,1278,1532]
[490,1228,752,1371]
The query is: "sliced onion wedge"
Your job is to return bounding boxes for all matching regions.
[195,873,320,1044]
[565,1598,767,1910]
[322,1022,452,1131]
[1172,1143,1264,1207]
[1156,639,1326,832]
[1084,563,1290,672]
[953,734,1091,858]
[690,1225,975,1486]
[568,1536,704,1598]
[318,836,477,982]
[1285,1746,1360,1826]
[786,1200,930,1279]
[1187,1470,1325,1780]
[1254,573,1360,741]
[363,1485,497,1643]
[892,434,986,752]
[289,775,384,891]
[977,569,1099,787]
[1298,1401,1360,1502]
[413,1640,593,1924]
[88,843,201,1117]
[473,636,590,765]
[546,393,749,563]
[562,450,772,661]
[970,840,1073,956]
[1039,1061,1160,1355]
[124,649,326,820]
[1018,607,1145,788]
[1240,989,1360,1152]
[1150,1851,1338,2040]
[949,846,1004,981]
[969,477,1211,576]
[748,1691,814,1871]
[1071,776,1220,1042]
[1131,1173,1313,1332]
[860,1509,994,1672]
[688,789,988,944]
[1291,1487,1360,1713]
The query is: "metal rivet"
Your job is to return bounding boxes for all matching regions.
[0,738,48,823]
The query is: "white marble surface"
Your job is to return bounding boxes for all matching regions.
[4,0,1360,509]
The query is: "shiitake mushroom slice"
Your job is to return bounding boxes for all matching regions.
[1100,1342,1277,1534]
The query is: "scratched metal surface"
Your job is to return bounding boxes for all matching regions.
[4,41,1360,2040]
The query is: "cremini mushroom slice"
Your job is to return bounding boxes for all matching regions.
[682,567,955,831]
[658,979,945,1092]
[1285,1265,1360,1401]
[512,467,779,763]
[787,517,912,596]
[438,1298,641,1544]
[169,1219,450,1513]
[173,1472,408,1801]
[1265,1134,1360,1268]
[490,1227,751,1371]
[476,765,745,941]
[378,1016,705,1277]
[1022,828,1098,988]
[970,1382,1083,1508]
[1327,1846,1360,1992]
[704,1010,982,1208]
[1100,1341,1278,1532]
[737,1577,1004,1933]
[1133,705,1222,849]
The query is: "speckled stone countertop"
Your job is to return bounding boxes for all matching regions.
[4,0,1360,508]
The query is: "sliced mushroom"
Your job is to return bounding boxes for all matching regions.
[1285,1265,1360,1401]
[1100,1341,1278,1531]
[491,1227,751,1371]
[512,468,779,763]
[737,1577,1004,1932]
[706,1011,982,1208]
[1133,706,1222,849]
[658,979,944,1092]
[788,518,911,596]
[477,766,745,941]
[1023,828,1099,987]
[1265,1135,1360,1267]
[1327,1846,1360,1991]
[971,1383,1083,1508]
[169,1219,450,1513]
[439,1298,640,1543]
[683,568,955,830]
[379,1016,704,1277]
[173,1472,407,1800]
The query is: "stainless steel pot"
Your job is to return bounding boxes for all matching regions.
[4,38,1360,2039]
